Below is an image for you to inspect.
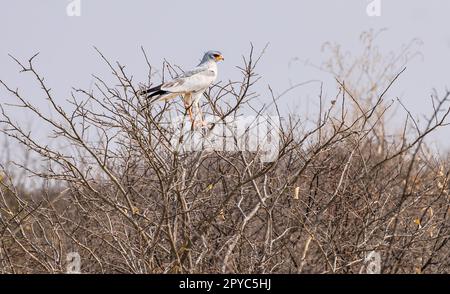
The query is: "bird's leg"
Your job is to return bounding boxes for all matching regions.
[184,99,195,128]
[188,107,194,123]
[193,100,207,127]
[182,93,196,128]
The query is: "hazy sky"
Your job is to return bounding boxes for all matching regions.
[1,0,450,155]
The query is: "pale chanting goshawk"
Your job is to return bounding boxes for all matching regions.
[140,51,224,125]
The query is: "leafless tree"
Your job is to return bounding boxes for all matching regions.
[0,40,449,273]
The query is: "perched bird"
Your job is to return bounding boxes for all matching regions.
[140,50,224,126]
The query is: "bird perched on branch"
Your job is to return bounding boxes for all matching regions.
[139,50,224,126]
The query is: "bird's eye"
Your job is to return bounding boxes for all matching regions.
[213,54,219,58]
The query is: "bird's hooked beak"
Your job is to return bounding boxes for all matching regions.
[214,54,224,62]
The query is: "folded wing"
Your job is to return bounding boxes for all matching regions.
[141,67,216,102]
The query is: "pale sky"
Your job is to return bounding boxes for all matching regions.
[1,0,450,157]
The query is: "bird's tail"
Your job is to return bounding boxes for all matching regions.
[138,84,177,111]
[139,85,167,99]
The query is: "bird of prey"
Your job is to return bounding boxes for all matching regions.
[140,50,224,126]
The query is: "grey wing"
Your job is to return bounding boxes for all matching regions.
[179,67,208,78]
[160,67,216,93]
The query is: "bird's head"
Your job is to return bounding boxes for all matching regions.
[202,50,224,63]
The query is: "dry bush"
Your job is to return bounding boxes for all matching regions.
[0,40,449,273]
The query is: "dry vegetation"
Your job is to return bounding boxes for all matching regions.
[0,32,449,273]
